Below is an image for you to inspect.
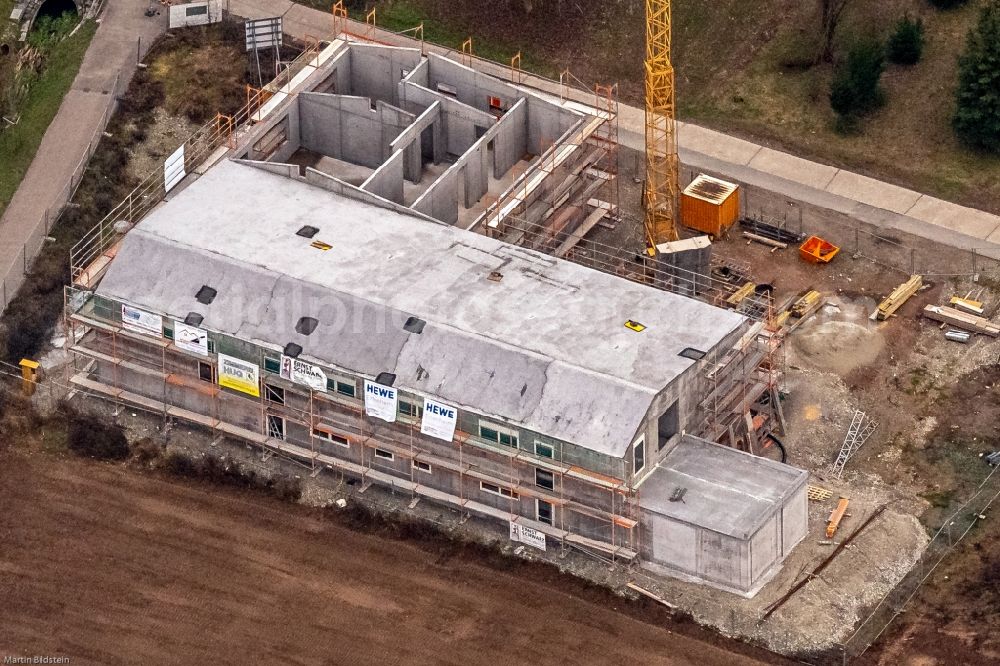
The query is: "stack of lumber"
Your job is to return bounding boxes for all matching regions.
[922,305,1000,336]
[876,275,922,321]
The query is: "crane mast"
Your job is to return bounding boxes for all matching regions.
[644,0,679,247]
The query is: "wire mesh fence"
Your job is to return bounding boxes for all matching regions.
[833,465,1000,663]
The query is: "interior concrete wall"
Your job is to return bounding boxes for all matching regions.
[390,101,442,182]
[348,43,421,106]
[299,93,414,169]
[492,97,528,177]
[398,81,495,156]
[361,149,405,204]
[235,160,298,179]
[412,114,509,223]
[401,57,429,88]
[426,54,519,113]
[303,167,439,224]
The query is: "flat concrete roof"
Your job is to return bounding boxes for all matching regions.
[96,160,745,456]
[639,436,808,539]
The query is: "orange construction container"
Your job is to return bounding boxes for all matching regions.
[799,235,840,264]
[680,174,740,237]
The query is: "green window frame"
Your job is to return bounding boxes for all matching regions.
[264,357,281,374]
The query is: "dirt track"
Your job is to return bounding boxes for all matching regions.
[0,449,790,665]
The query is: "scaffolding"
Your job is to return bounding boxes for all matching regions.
[63,289,639,561]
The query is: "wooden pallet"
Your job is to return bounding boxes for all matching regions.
[807,484,833,501]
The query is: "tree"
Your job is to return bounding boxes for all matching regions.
[819,0,854,63]
[830,39,886,124]
[954,1,1000,150]
[887,15,925,65]
[928,0,969,10]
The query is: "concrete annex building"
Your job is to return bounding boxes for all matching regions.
[66,39,808,596]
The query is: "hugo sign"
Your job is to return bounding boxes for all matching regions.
[420,398,458,442]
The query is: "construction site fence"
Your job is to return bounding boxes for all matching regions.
[828,465,1000,664]
[716,171,1000,282]
[0,71,123,314]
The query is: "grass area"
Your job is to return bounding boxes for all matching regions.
[0,20,97,218]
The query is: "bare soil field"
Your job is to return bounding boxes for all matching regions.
[0,446,792,666]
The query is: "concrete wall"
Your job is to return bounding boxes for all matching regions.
[493,98,528,177]
[781,483,809,557]
[303,167,438,224]
[389,101,443,181]
[361,149,405,204]
[299,93,414,169]
[348,43,421,106]
[398,81,496,156]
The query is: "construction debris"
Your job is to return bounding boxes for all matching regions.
[831,409,879,478]
[876,275,922,321]
[826,497,850,538]
[922,305,1000,337]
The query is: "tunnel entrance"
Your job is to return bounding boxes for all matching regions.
[34,0,78,23]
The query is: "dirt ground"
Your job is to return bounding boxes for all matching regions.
[0,445,795,666]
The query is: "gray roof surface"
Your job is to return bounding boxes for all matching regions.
[639,436,808,539]
[96,160,745,456]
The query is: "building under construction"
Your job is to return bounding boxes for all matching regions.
[65,38,806,596]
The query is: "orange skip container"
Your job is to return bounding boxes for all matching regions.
[799,236,840,264]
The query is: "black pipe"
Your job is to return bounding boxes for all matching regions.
[763,433,788,464]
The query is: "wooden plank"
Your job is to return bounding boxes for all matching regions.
[922,305,1000,336]
[743,232,787,249]
[554,207,607,257]
[877,275,922,320]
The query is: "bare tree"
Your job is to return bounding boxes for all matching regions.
[818,0,853,63]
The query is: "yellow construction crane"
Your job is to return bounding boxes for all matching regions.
[644,0,679,248]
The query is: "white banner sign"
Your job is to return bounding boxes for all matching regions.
[509,522,547,552]
[164,144,185,193]
[364,381,397,422]
[280,355,327,392]
[121,304,162,337]
[420,398,457,442]
[174,320,208,356]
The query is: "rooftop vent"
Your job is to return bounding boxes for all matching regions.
[296,225,319,238]
[487,271,503,282]
[283,343,303,358]
[403,317,425,334]
[375,372,396,387]
[184,312,204,327]
[624,319,646,332]
[295,316,319,336]
[679,347,706,361]
[195,285,217,305]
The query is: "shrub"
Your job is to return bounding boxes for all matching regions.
[954,1,1000,151]
[887,15,926,65]
[830,38,887,121]
[66,409,129,460]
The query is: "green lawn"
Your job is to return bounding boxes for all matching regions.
[0,20,97,217]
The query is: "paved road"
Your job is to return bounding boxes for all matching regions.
[227,0,1000,258]
[0,0,167,309]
